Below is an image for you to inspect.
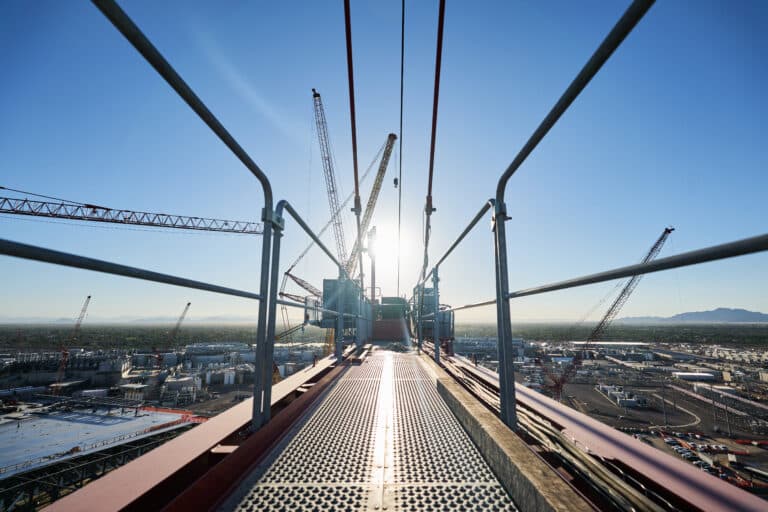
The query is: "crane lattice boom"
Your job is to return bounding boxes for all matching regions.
[55,295,91,394]
[540,227,674,401]
[346,133,397,277]
[312,88,347,262]
[72,295,92,343]
[170,302,192,344]
[587,227,675,342]
[0,197,262,234]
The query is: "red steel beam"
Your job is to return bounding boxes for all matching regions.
[452,355,767,512]
[163,363,347,511]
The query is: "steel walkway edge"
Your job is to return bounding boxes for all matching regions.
[222,349,518,511]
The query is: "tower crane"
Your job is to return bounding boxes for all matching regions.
[0,192,262,234]
[542,227,675,400]
[345,133,397,278]
[54,295,91,395]
[154,302,191,368]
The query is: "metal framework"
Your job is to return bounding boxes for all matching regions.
[0,427,192,511]
[346,133,397,277]
[276,142,385,341]
[312,89,348,263]
[0,197,262,234]
[2,3,768,510]
[54,295,91,393]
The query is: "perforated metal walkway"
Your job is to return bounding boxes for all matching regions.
[223,349,517,511]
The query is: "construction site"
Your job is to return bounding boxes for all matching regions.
[2,0,768,510]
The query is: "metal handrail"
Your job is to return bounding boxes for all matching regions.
[91,0,274,210]
[419,200,494,284]
[508,233,768,300]
[0,239,262,301]
[91,0,278,430]
[280,202,348,278]
[494,0,654,203]
[488,0,656,429]
[254,199,365,427]
[275,298,359,319]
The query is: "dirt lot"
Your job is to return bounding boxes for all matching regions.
[191,386,251,415]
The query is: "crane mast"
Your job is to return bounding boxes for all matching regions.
[346,133,397,277]
[312,88,348,263]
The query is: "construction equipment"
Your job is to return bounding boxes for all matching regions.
[54,295,91,395]
[345,133,397,278]
[153,302,191,368]
[275,140,388,342]
[587,227,674,342]
[0,192,261,234]
[542,227,675,400]
[312,88,348,263]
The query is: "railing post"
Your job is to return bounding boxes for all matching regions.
[417,290,423,353]
[255,207,285,429]
[493,201,517,428]
[432,268,440,363]
[251,210,275,430]
[336,272,345,361]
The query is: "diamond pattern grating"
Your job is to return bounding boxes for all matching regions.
[226,350,517,511]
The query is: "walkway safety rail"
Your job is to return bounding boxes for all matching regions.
[259,199,369,427]
[412,0,768,434]
[0,0,359,435]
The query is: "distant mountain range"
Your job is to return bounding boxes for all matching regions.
[618,308,768,324]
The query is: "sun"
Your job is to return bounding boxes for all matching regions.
[362,221,420,298]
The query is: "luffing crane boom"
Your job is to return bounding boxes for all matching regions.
[170,302,192,345]
[541,227,674,400]
[154,302,191,368]
[54,295,91,394]
[72,295,92,343]
[587,227,675,343]
[312,88,348,263]
[346,133,397,277]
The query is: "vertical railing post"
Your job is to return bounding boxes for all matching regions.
[493,201,517,428]
[417,288,424,353]
[432,268,440,363]
[336,272,345,361]
[252,209,275,430]
[256,206,285,429]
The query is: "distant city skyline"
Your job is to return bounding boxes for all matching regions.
[1,1,766,323]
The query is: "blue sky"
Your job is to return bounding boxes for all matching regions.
[1,0,766,324]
